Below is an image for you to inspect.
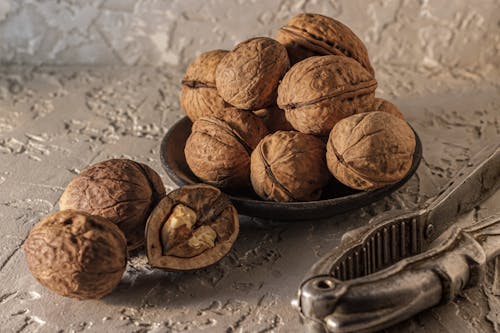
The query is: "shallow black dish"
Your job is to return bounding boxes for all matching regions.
[160,116,422,221]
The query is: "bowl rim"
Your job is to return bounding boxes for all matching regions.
[160,116,422,211]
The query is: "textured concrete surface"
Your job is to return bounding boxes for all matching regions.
[0,1,499,332]
[0,0,499,69]
[0,63,498,332]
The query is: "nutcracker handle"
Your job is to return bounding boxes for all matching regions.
[300,269,442,333]
[298,214,500,333]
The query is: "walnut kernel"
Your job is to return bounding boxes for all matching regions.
[146,184,239,270]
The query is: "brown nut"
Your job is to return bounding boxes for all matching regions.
[251,131,331,202]
[278,55,377,136]
[275,13,374,74]
[59,159,166,250]
[372,97,405,120]
[146,184,239,271]
[216,37,290,110]
[326,112,416,190]
[253,105,294,133]
[185,107,268,189]
[180,50,228,121]
[24,210,127,300]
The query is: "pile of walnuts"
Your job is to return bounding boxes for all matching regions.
[183,13,416,202]
[25,159,239,300]
[24,12,417,301]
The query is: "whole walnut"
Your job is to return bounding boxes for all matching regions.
[146,184,239,271]
[253,105,294,132]
[326,112,416,190]
[59,159,166,250]
[180,50,228,121]
[278,55,377,136]
[24,210,127,299]
[216,37,290,110]
[251,131,330,202]
[275,13,374,74]
[185,107,268,190]
[372,97,405,120]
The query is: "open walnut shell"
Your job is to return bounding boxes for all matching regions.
[216,37,290,110]
[372,97,405,120]
[185,107,268,190]
[180,50,228,121]
[278,55,377,136]
[24,210,127,299]
[326,112,416,190]
[146,184,239,271]
[251,131,331,202]
[59,159,166,250]
[275,13,374,74]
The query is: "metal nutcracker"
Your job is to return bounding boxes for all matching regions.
[294,141,500,333]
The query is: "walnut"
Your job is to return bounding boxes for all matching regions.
[372,97,405,120]
[253,105,294,133]
[146,184,239,270]
[326,112,416,190]
[216,37,290,110]
[180,50,229,121]
[159,204,216,257]
[250,131,331,202]
[185,107,268,189]
[277,55,377,136]
[275,13,374,74]
[24,210,127,299]
[59,159,166,250]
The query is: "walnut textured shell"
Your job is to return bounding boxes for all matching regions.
[253,106,294,133]
[59,159,166,250]
[372,98,405,120]
[278,55,377,136]
[251,131,331,202]
[181,50,228,121]
[24,210,127,300]
[275,13,374,74]
[326,112,416,190]
[185,108,268,189]
[216,37,290,110]
[146,184,239,271]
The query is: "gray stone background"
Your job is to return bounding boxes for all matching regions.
[0,0,498,69]
[0,0,499,332]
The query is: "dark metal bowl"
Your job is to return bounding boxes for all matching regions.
[160,116,422,221]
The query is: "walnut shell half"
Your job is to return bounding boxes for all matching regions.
[326,112,416,190]
[278,55,377,136]
[180,50,228,121]
[216,37,290,110]
[275,13,374,74]
[251,131,331,202]
[24,210,127,299]
[185,108,268,189]
[146,184,239,271]
[59,159,166,250]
